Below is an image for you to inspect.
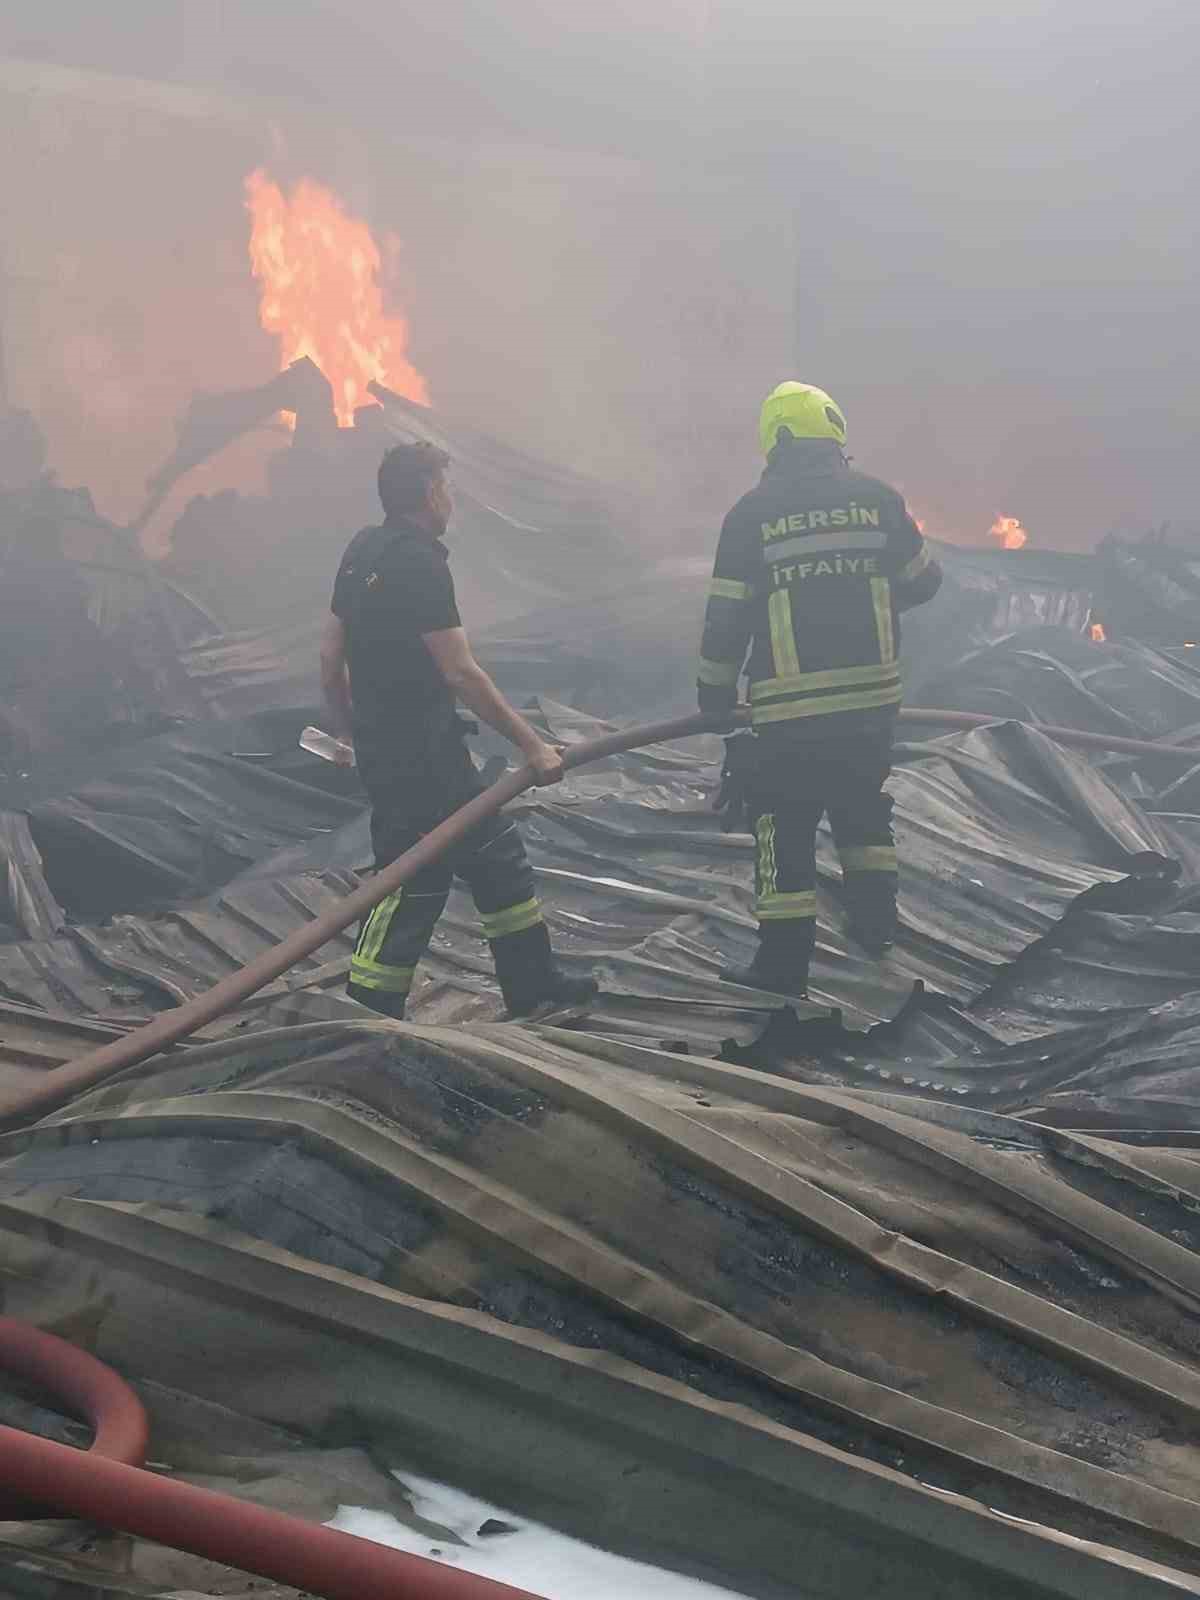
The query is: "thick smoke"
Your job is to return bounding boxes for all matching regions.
[2,0,1198,548]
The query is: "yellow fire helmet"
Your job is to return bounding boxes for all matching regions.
[759,382,848,455]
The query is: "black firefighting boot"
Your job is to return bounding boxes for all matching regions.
[491,923,599,1019]
[346,983,408,1020]
[847,919,896,958]
[721,922,813,1001]
[843,876,898,958]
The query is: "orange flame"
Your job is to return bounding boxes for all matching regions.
[1089,622,1107,643]
[245,169,429,427]
[989,514,1028,550]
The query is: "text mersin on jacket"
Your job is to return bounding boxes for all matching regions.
[697,438,942,737]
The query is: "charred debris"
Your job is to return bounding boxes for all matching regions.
[0,363,1199,1599]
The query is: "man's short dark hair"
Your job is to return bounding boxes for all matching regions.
[378,441,451,517]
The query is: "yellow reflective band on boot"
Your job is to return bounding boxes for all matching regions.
[349,955,415,993]
[481,898,544,940]
[756,891,818,922]
[870,576,895,664]
[755,813,778,900]
[840,845,898,872]
[767,589,802,679]
[698,656,740,686]
[708,578,752,602]
[356,891,403,967]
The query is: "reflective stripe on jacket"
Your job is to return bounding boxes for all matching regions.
[698,440,942,733]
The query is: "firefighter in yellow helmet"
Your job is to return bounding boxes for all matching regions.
[698,383,942,997]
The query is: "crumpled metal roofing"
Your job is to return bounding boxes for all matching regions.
[171,529,1200,728]
[0,616,1194,1067]
[0,700,1180,1036]
[0,540,1198,1596]
[911,627,1200,741]
[5,1016,1200,1594]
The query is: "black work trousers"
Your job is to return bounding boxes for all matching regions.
[348,741,553,1019]
[749,728,897,985]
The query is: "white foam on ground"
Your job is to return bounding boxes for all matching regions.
[329,1471,754,1599]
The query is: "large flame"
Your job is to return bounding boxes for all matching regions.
[989,514,1028,550]
[245,169,428,427]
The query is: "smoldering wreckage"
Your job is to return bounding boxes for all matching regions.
[0,353,1199,1600]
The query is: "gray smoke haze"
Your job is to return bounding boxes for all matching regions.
[3,1,1197,550]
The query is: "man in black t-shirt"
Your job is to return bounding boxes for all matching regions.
[322,441,597,1020]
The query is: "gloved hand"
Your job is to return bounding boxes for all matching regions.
[697,681,740,731]
[714,731,758,834]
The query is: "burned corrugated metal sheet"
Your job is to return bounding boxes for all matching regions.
[20,726,360,922]
[0,813,65,942]
[168,533,1200,728]
[0,704,1183,1039]
[911,629,1200,741]
[0,540,1197,1597]
[5,1019,1200,1593]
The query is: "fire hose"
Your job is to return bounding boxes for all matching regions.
[0,703,1195,1130]
[0,1318,541,1600]
[0,1316,148,1520]
[0,708,1195,1597]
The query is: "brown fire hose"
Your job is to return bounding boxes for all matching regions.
[0,1323,542,1600]
[902,707,1200,764]
[0,705,1194,1129]
[0,709,1195,1597]
[0,710,731,1126]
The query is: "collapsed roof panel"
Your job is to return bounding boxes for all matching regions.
[1,487,1199,1595]
[20,724,361,922]
[0,702,1181,1039]
[5,1018,1200,1593]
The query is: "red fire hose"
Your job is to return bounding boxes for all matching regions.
[0,1316,148,1518]
[1,1428,542,1599]
[0,705,1194,1130]
[0,1323,541,1599]
[0,708,1195,1596]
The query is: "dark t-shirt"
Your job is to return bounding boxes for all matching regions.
[331,517,463,802]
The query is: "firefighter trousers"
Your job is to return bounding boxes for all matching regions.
[348,755,553,1020]
[749,729,897,985]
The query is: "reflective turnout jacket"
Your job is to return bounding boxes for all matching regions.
[698,441,942,733]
